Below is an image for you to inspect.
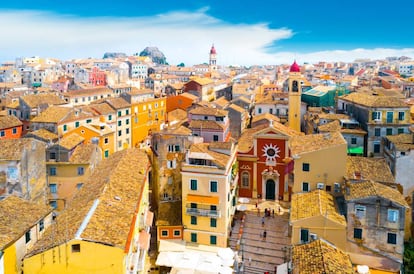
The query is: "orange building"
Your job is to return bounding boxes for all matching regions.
[166,93,199,113]
[0,114,23,139]
[64,122,115,159]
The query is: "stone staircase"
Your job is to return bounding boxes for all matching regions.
[229,208,291,274]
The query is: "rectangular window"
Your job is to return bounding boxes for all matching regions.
[39,219,44,232]
[75,121,80,128]
[175,145,180,152]
[126,128,129,134]
[386,112,394,123]
[374,143,380,153]
[355,205,366,218]
[104,150,109,158]
[77,167,84,175]
[118,141,122,148]
[0,130,4,137]
[398,128,404,134]
[317,183,324,190]
[354,228,362,239]
[108,114,112,121]
[174,230,181,237]
[25,231,31,243]
[49,152,56,160]
[211,205,217,211]
[372,111,381,121]
[63,124,67,132]
[161,230,168,237]
[334,183,341,193]
[49,200,57,209]
[118,130,122,137]
[387,209,399,223]
[49,183,57,193]
[386,128,393,135]
[118,120,122,126]
[71,244,81,253]
[210,181,218,192]
[191,216,197,225]
[12,128,17,134]
[302,182,309,192]
[210,235,217,245]
[302,163,310,172]
[398,111,405,121]
[118,111,122,116]
[191,233,197,243]
[210,218,217,227]
[374,128,381,136]
[300,229,309,243]
[86,119,92,123]
[126,119,129,125]
[104,138,109,144]
[213,135,219,142]
[168,144,174,152]
[190,179,197,191]
[387,233,397,244]
[351,137,357,144]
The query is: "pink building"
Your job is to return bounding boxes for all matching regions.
[89,67,107,86]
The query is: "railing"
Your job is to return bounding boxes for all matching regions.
[186,207,221,218]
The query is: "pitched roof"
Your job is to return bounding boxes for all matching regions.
[69,143,99,164]
[292,239,353,274]
[104,97,130,109]
[58,133,85,150]
[385,133,414,152]
[345,156,395,184]
[188,120,224,130]
[345,180,408,208]
[0,115,22,129]
[318,120,341,132]
[189,106,228,117]
[26,148,150,257]
[24,129,58,143]
[20,94,66,108]
[290,131,346,155]
[251,113,280,124]
[0,138,41,160]
[0,196,52,250]
[290,190,346,226]
[188,143,232,169]
[339,92,408,108]
[31,106,71,123]
[189,77,214,86]
[89,102,116,115]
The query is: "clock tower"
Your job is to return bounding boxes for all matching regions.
[209,44,217,72]
[288,60,302,132]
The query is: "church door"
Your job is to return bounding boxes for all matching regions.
[265,179,276,200]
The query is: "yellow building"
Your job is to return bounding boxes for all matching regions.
[24,148,153,274]
[181,142,238,247]
[46,134,102,211]
[65,122,115,159]
[288,61,303,132]
[290,190,347,250]
[0,196,53,274]
[289,131,347,194]
[122,89,166,147]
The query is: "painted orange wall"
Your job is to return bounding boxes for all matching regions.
[166,94,195,113]
[0,125,22,140]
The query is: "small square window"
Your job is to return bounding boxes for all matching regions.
[354,228,362,239]
[174,230,181,237]
[387,209,399,223]
[302,163,310,172]
[210,235,217,245]
[387,233,397,244]
[25,231,31,243]
[71,244,81,252]
[210,218,217,227]
[161,230,168,237]
[302,182,309,192]
[374,128,381,136]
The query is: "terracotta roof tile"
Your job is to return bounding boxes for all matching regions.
[31,106,71,123]
[292,239,353,274]
[25,129,58,143]
[290,190,346,226]
[345,156,395,184]
[290,131,346,155]
[21,94,66,108]
[58,133,85,150]
[0,196,52,250]
[0,138,40,160]
[339,92,408,108]
[69,143,99,164]
[318,120,341,132]
[189,106,228,116]
[251,113,280,124]
[188,120,224,130]
[345,180,408,208]
[0,115,22,129]
[26,148,150,257]
[385,133,414,152]
[189,142,231,169]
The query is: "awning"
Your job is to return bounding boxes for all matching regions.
[348,147,364,155]
[187,194,219,205]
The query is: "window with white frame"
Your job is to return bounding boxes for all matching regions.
[372,111,381,121]
[317,183,324,190]
[241,171,249,188]
[387,209,399,223]
[355,205,366,218]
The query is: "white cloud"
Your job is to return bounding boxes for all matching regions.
[1,9,413,66]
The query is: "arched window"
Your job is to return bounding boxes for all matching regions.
[241,171,250,188]
[292,80,298,92]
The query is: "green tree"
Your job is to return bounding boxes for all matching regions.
[177,62,185,67]
[404,238,414,273]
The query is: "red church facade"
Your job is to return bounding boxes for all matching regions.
[237,123,300,201]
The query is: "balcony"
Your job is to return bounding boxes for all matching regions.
[186,207,221,218]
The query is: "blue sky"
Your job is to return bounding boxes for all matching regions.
[1,0,413,66]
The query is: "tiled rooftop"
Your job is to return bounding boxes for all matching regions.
[26,148,150,257]
[21,93,66,108]
[318,120,341,132]
[189,106,228,116]
[345,180,408,208]
[385,133,414,152]
[251,113,280,124]
[0,138,39,160]
[31,106,70,123]
[188,142,232,169]
[339,92,408,108]
[69,143,99,164]
[0,196,52,250]
[292,239,353,274]
[290,131,346,155]
[25,128,58,143]
[188,120,224,130]
[0,115,22,129]
[345,156,395,184]
[290,190,346,226]
[58,133,85,150]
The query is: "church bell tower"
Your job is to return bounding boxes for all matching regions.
[288,61,302,132]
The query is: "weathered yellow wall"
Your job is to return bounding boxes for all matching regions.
[4,244,17,274]
[23,240,125,274]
